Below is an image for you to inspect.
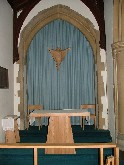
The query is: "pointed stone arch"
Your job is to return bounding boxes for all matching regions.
[18,4,104,129]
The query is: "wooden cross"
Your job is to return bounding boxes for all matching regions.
[48,47,71,70]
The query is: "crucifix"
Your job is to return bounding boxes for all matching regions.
[48,47,71,70]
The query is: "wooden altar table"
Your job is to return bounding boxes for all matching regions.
[30,110,90,154]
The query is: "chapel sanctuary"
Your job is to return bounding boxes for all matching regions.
[0,0,124,165]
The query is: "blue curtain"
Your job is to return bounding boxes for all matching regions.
[27,19,95,125]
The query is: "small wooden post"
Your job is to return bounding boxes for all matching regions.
[34,148,37,165]
[114,147,119,165]
[100,148,104,165]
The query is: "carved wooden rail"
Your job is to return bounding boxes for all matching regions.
[0,143,119,165]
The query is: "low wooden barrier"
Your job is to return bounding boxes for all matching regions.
[0,143,119,165]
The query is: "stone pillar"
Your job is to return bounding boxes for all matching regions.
[112,42,124,150]
[112,0,124,150]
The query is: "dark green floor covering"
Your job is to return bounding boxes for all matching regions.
[0,125,121,165]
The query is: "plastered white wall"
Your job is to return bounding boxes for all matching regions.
[14,63,20,116]
[15,0,108,130]
[0,0,14,142]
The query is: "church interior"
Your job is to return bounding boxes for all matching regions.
[0,0,124,164]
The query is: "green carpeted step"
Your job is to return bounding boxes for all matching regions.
[0,153,105,165]
[19,125,112,144]
[0,152,114,165]
[19,126,48,134]
[38,154,99,165]
[20,125,111,137]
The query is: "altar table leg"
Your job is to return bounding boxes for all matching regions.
[45,116,75,154]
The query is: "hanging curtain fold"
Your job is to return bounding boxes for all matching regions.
[27,19,95,125]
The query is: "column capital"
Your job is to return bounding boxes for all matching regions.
[112,41,124,59]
